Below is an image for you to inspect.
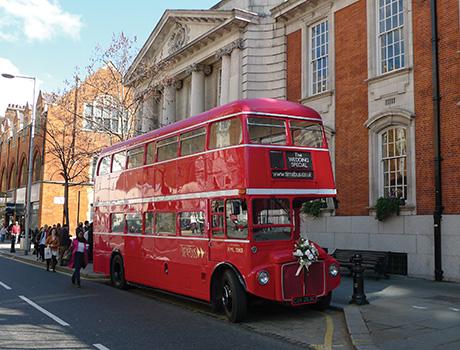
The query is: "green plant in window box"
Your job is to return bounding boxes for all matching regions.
[301,199,327,218]
[375,197,404,221]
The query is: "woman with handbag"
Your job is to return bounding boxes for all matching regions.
[45,228,59,272]
[68,230,88,288]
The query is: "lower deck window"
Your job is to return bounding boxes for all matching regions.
[111,213,125,233]
[179,212,205,236]
[155,212,176,235]
[126,213,142,233]
[252,198,291,241]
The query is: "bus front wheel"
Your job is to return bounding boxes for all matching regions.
[221,270,247,322]
[110,254,127,289]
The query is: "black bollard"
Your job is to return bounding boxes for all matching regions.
[349,253,369,305]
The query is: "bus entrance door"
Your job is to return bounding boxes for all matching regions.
[208,199,227,262]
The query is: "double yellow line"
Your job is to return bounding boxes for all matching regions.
[311,312,334,350]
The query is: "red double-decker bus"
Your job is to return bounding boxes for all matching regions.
[93,98,340,322]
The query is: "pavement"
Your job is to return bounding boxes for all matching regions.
[1,240,460,349]
[0,241,106,281]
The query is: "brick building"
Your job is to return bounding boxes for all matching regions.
[128,0,459,280]
[0,67,126,233]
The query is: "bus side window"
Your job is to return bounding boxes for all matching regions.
[127,146,144,169]
[144,212,154,234]
[126,213,142,233]
[211,200,224,237]
[155,212,176,235]
[146,142,156,165]
[157,137,178,162]
[180,128,206,156]
[209,118,242,149]
[97,156,111,176]
[226,199,248,239]
[111,213,125,233]
[112,151,127,172]
[179,212,205,236]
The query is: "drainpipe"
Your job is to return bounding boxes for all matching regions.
[430,0,443,281]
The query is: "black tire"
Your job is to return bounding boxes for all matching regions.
[210,277,224,313]
[221,270,247,322]
[110,254,127,289]
[312,292,332,311]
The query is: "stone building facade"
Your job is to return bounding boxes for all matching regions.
[128,0,460,280]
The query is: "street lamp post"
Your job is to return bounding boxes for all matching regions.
[1,73,37,255]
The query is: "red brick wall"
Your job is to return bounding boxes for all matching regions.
[413,0,460,214]
[286,29,301,102]
[334,0,369,216]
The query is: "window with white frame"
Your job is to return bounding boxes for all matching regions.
[83,95,127,134]
[380,127,407,199]
[378,0,405,74]
[310,20,329,95]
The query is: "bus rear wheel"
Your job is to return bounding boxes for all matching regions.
[221,270,247,322]
[110,254,127,289]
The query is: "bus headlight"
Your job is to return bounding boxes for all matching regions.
[329,264,339,277]
[257,270,270,285]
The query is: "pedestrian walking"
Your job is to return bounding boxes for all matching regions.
[10,221,20,253]
[38,225,48,261]
[0,224,7,243]
[45,228,59,272]
[69,230,88,288]
[58,224,71,266]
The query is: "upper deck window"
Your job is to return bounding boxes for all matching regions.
[146,142,156,165]
[157,136,178,162]
[209,118,242,149]
[248,117,287,145]
[127,147,144,169]
[252,198,291,241]
[98,156,111,176]
[180,128,206,156]
[112,152,126,172]
[290,121,323,148]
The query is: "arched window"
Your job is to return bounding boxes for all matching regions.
[380,127,407,199]
[8,163,16,190]
[0,168,6,193]
[33,153,41,182]
[366,110,415,209]
[18,157,27,188]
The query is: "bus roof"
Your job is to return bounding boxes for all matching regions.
[100,98,322,156]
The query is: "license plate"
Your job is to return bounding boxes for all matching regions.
[292,296,317,305]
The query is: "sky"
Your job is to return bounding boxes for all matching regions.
[0,0,218,116]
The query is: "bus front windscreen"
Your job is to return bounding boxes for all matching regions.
[252,198,292,241]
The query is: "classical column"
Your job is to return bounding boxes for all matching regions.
[229,47,241,102]
[220,55,231,105]
[162,81,176,126]
[141,95,159,132]
[216,39,243,105]
[189,65,205,115]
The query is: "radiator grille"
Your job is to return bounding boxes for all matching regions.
[282,261,325,301]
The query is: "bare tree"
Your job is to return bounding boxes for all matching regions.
[43,32,173,228]
[43,77,103,228]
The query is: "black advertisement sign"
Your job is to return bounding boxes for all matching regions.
[286,152,312,170]
[272,170,313,179]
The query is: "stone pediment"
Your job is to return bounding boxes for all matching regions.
[129,10,232,73]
